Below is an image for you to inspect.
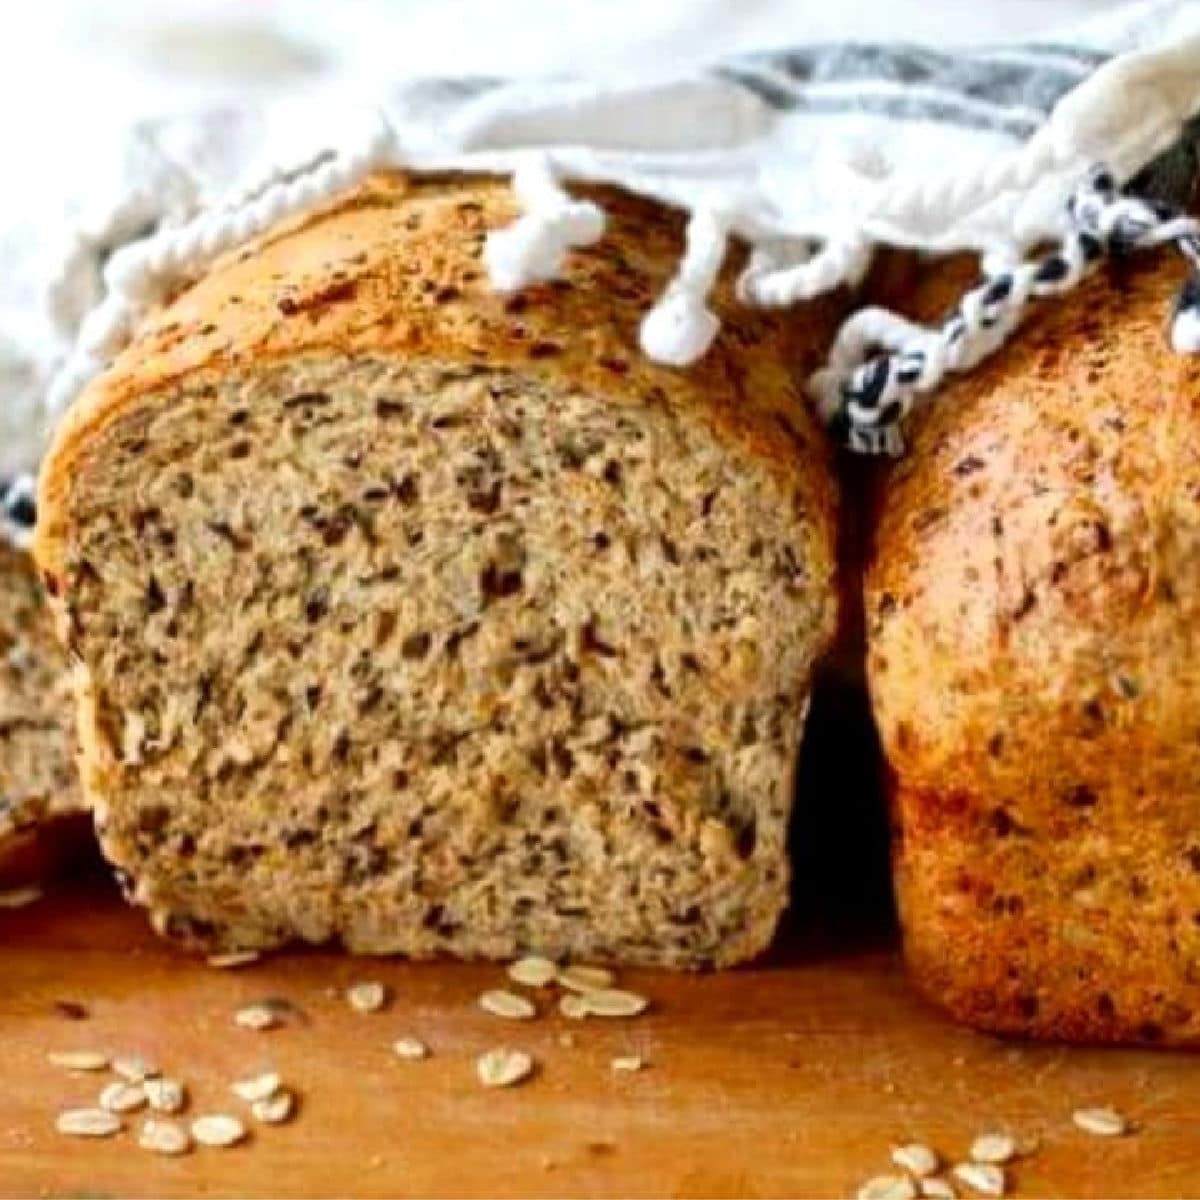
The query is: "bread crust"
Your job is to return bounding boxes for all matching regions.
[37,174,837,582]
[868,248,1200,1044]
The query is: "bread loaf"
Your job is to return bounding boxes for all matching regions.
[0,540,82,884]
[867,249,1200,1043]
[35,173,841,966]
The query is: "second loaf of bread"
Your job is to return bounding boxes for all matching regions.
[35,174,841,966]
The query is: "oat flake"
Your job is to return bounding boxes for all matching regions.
[251,1090,295,1124]
[346,981,389,1013]
[580,988,648,1018]
[1072,1107,1128,1137]
[232,1072,281,1103]
[235,1004,280,1031]
[559,993,590,1020]
[892,1143,939,1177]
[56,1108,122,1138]
[969,1133,1016,1165]
[557,965,615,992]
[207,951,261,969]
[99,1080,147,1114]
[507,956,558,988]
[113,1054,160,1082]
[0,886,42,909]
[952,1162,1006,1197]
[47,1050,108,1072]
[393,1037,429,1061]
[856,1174,918,1200]
[480,989,537,1020]
[476,1047,534,1089]
[920,1179,957,1199]
[191,1113,248,1147]
[611,1055,644,1072]
[138,1118,191,1156]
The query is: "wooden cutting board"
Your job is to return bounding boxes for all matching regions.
[2,877,1198,1199]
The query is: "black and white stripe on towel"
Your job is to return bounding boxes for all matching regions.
[717,41,1108,137]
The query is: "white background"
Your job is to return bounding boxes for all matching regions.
[1,2,1130,121]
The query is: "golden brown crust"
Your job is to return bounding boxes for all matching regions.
[34,172,843,965]
[868,248,1200,1045]
[37,173,840,585]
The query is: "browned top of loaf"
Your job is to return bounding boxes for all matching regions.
[868,246,1200,794]
[37,173,841,578]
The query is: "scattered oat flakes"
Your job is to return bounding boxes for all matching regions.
[579,988,648,1018]
[480,989,537,1020]
[346,981,389,1013]
[47,1050,108,1072]
[191,1113,248,1148]
[951,1162,1005,1197]
[56,1108,123,1139]
[557,965,615,992]
[138,1118,191,1156]
[232,1072,281,1103]
[892,1143,939,1177]
[393,1037,429,1061]
[235,1004,280,1031]
[100,1080,147,1114]
[920,1178,957,1199]
[144,1077,187,1115]
[0,886,42,909]
[507,956,558,988]
[251,1090,295,1125]
[207,951,261,969]
[1072,1106,1128,1137]
[559,993,590,1020]
[476,1047,534,1089]
[611,1055,644,1072]
[113,1055,159,1082]
[856,1174,918,1200]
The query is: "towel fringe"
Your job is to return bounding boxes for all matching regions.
[34,35,1200,447]
[639,208,727,367]
[810,165,1200,456]
[483,155,606,293]
[44,110,399,419]
[0,475,36,550]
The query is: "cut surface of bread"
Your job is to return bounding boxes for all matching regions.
[36,174,840,966]
[0,541,82,884]
[867,249,1200,1044]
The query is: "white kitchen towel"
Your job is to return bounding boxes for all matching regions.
[2,0,1200,543]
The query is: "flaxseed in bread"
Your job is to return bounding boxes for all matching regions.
[35,173,840,966]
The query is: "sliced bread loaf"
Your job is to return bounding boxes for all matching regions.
[867,249,1200,1044]
[0,539,82,884]
[35,174,841,965]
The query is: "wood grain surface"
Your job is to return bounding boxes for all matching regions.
[3,875,1198,1199]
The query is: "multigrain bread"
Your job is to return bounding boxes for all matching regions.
[867,248,1200,1044]
[0,540,82,884]
[35,173,841,966]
